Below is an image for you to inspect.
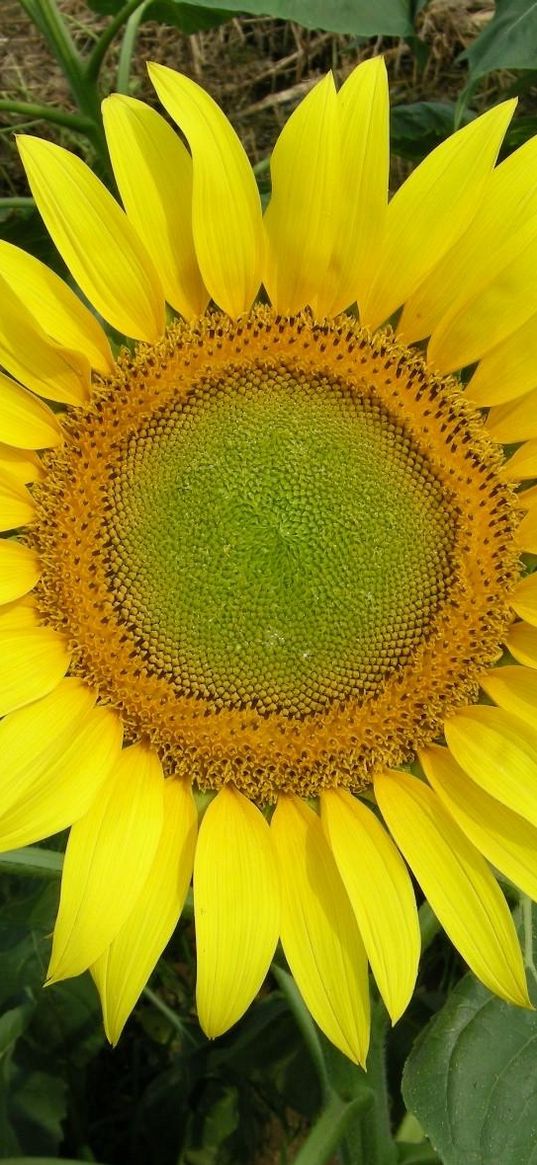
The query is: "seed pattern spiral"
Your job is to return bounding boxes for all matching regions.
[31,309,519,799]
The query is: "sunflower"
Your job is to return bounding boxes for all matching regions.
[2,55,537,1066]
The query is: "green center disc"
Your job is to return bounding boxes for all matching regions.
[107,361,456,715]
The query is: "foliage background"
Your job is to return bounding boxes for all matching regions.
[1,1,537,1162]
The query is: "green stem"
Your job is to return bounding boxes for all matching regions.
[18,0,85,105]
[85,0,147,83]
[0,98,92,132]
[293,1093,372,1165]
[323,1004,396,1165]
[272,963,331,1104]
[0,197,35,209]
[116,0,150,93]
[274,964,399,1165]
[253,157,270,178]
[419,900,441,953]
[17,0,110,175]
[142,985,188,1038]
[364,1004,397,1165]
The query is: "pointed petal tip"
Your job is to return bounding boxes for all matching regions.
[197,1015,226,1041]
[44,965,64,988]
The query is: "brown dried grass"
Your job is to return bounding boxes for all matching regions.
[0,0,500,196]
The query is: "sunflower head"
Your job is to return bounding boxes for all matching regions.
[1,55,536,1065]
[31,307,518,806]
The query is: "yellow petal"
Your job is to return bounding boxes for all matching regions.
[321,788,419,1023]
[362,100,515,329]
[195,785,279,1037]
[511,573,537,625]
[421,744,537,907]
[517,482,537,510]
[92,778,197,1045]
[481,665,537,730]
[0,370,62,451]
[48,743,164,982]
[487,387,537,443]
[429,212,537,373]
[506,620,537,667]
[0,275,90,405]
[0,700,122,853]
[0,621,69,716]
[465,311,537,406]
[0,240,113,374]
[445,705,537,829]
[374,768,528,1007]
[324,58,389,316]
[102,95,208,320]
[502,440,537,481]
[0,596,38,630]
[0,540,40,604]
[18,135,164,342]
[400,132,537,344]
[0,678,95,810]
[0,445,43,484]
[0,470,35,530]
[263,73,340,316]
[271,794,370,1065]
[148,63,263,318]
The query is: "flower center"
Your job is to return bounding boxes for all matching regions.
[32,308,518,799]
[108,362,455,715]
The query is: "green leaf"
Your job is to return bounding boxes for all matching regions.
[147,0,416,37]
[0,848,63,880]
[0,882,59,1010]
[85,0,129,12]
[182,1083,240,1164]
[0,1005,34,1060]
[137,1,232,31]
[391,102,474,161]
[29,975,103,1068]
[86,0,231,28]
[461,0,537,81]
[402,972,537,1165]
[503,113,537,153]
[7,1070,67,1158]
[0,1004,36,1158]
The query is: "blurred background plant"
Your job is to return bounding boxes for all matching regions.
[2,2,537,1162]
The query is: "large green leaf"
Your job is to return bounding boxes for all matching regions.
[402,971,537,1164]
[86,0,230,29]
[461,0,537,80]
[174,0,416,35]
[137,1,231,31]
[86,0,416,36]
